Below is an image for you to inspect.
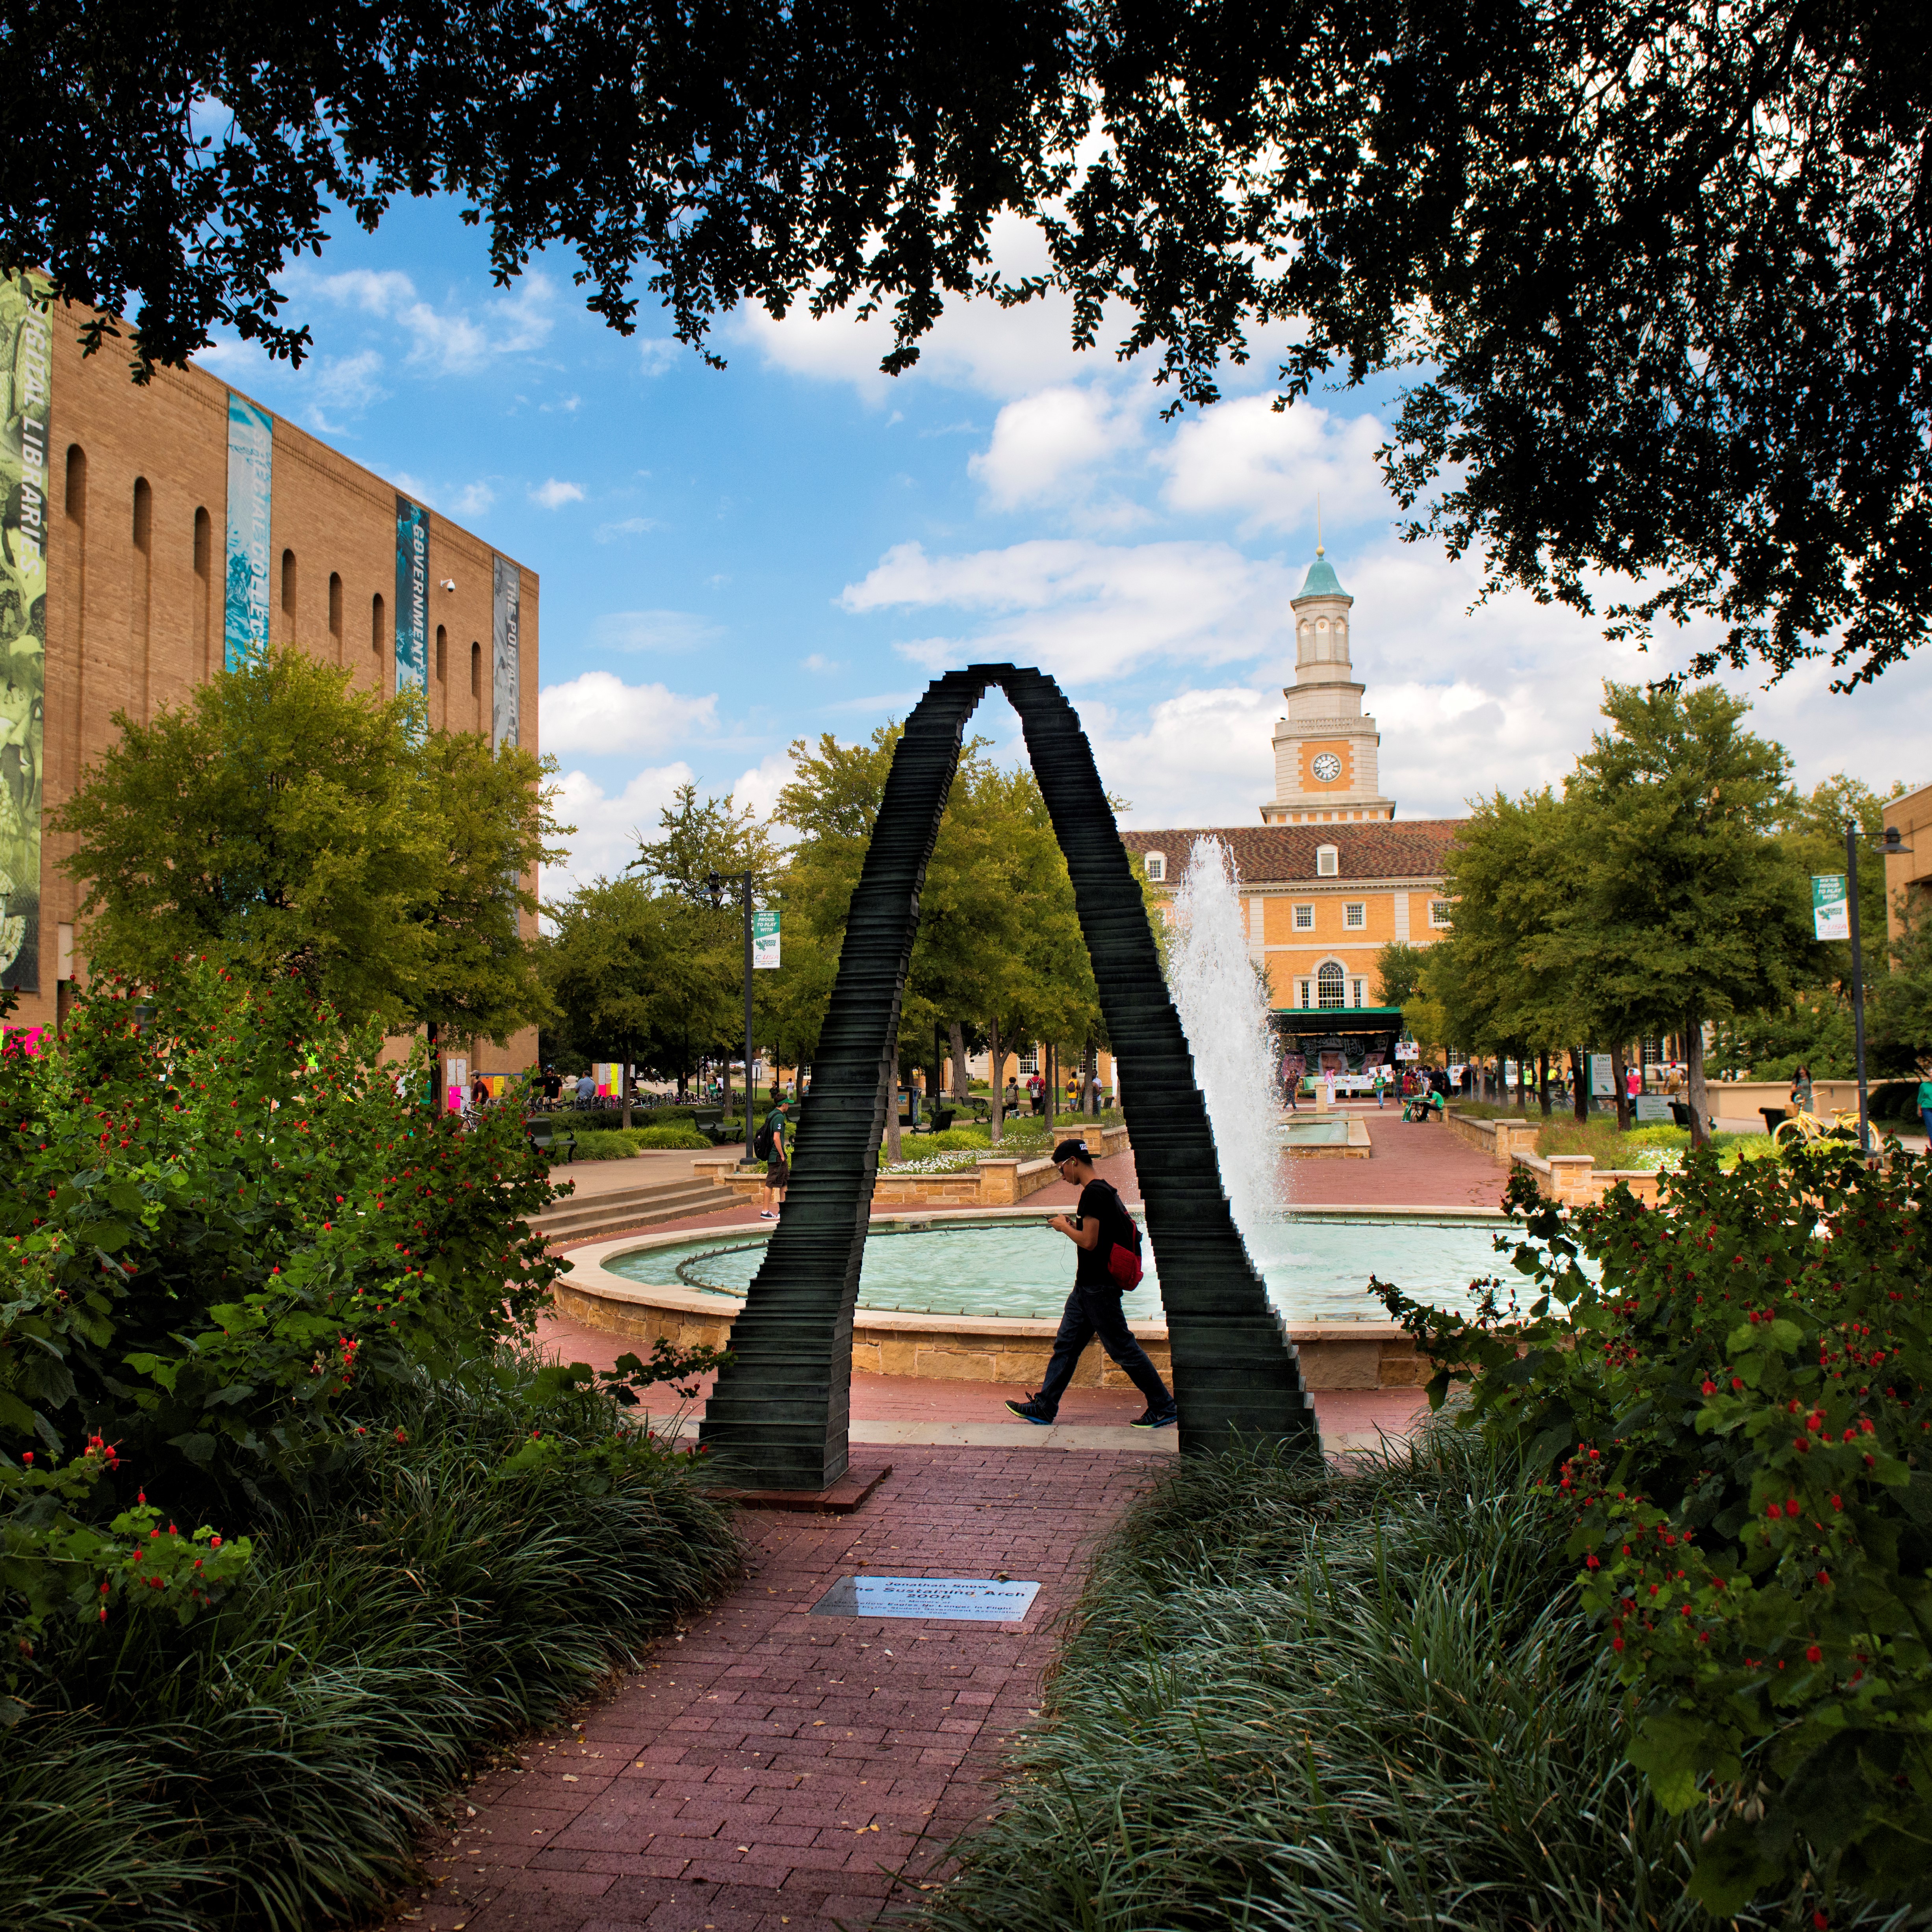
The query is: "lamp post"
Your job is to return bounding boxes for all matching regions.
[1849,823,1913,1159]
[708,869,757,1161]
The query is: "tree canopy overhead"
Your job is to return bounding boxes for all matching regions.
[10,0,1926,687]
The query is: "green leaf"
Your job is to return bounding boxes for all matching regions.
[1689,1820,1778,1916]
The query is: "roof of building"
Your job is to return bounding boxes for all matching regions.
[1123,820,1466,884]
[1296,553,1348,599]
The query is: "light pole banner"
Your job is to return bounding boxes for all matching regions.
[1812,874,1850,942]
[752,908,781,969]
[224,393,274,668]
[0,270,52,992]
[394,496,429,701]
[491,555,520,749]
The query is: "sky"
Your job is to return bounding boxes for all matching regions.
[195,197,1930,903]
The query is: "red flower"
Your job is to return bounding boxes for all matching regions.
[1806,1644,1823,1664]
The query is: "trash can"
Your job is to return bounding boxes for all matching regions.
[1759,1107,1789,1135]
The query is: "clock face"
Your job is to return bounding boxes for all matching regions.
[1311,752,1343,783]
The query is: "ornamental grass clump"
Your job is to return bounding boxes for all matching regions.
[1372,1148,1931,1919]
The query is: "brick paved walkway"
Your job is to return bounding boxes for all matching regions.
[390,1448,1162,1932]
[1288,1106,1510,1210]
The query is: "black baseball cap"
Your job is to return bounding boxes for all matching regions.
[1052,1138,1093,1164]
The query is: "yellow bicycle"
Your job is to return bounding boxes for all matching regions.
[1772,1105,1860,1151]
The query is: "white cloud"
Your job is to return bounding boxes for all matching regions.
[1086,687,1281,827]
[531,477,585,509]
[969,385,1144,511]
[595,515,657,542]
[840,538,1297,683]
[310,348,386,412]
[450,480,496,520]
[307,266,557,376]
[732,749,798,821]
[638,338,681,375]
[544,762,697,907]
[1158,396,1389,536]
[539,672,719,754]
[801,652,844,674]
[590,609,718,653]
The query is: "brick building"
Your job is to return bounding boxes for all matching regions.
[0,274,539,1077]
[1122,548,1464,1079]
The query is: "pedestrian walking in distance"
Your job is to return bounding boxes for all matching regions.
[1006,1139,1178,1430]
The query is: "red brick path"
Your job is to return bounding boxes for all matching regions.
[390,1448,1162,1932]
[1288,1106,1511,1210]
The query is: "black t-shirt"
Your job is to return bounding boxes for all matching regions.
[1074,1179,1135,1289]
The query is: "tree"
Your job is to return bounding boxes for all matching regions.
[1372,941,1431,1011]
[1551,684,1813,1142]
[1871,907,1932,1078]
[14,3,1928,688]
[52,646,562,1042]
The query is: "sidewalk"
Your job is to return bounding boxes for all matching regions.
[387,1447,1164,1932]
[1288,1106,1509,1210]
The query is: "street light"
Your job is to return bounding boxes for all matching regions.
[708,868,757,1161]
[1846,822,1912,1159]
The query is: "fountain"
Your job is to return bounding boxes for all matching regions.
[1164,839,1288,1255]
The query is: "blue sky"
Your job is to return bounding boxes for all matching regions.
[197,196,1930,901]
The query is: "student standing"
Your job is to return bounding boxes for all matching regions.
[1005,1140,1177,1430]
[759,1100,792,1218]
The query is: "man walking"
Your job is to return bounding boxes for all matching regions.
[1005,1139,1178,1430]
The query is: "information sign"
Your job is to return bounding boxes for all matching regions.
[1812,875,1850,942]
[752,908,781,969]
[1590,1053,1616,1098]
[809,1575,1040,1622]
[1633,1094,1673,1124]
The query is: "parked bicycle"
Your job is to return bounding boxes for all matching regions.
[1771,1105,1860,1151]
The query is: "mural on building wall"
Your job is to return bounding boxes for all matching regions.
[0,271,51,992]
[394,496,428,703]
[223,394,273,667]
[491,555,519,750]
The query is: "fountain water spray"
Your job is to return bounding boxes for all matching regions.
[1166,841,1288,1270]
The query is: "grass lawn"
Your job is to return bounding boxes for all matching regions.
[917,1432,1895,1931]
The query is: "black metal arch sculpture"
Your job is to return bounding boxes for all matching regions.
[698,666,1320,1490]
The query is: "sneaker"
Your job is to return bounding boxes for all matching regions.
[758,1209,776,1219]
[1004,1395,1054,1426]
[1130,1403,1180,1429]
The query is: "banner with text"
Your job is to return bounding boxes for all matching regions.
[224,394,273,667]
[394,496,429,705]
[491,555,520,749]
[1812,874,1850,942]
[752,908,780,969]
[0,271,52,991]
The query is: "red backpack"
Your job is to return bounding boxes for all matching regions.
[1093,1182,1144,1290]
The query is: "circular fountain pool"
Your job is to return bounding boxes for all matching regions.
[603,1211,1519,1325]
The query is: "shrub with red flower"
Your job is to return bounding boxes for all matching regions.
[1373,1144,1931,1917]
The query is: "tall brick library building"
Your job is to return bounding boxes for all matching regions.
[0,275,539,1076]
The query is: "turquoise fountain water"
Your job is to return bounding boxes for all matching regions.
[606,1213,1520,1324]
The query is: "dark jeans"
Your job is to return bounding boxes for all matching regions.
[1035,1282,1172,1415]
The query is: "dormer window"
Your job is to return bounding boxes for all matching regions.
[1316,844,1339,877]
[1144,851,1166,882]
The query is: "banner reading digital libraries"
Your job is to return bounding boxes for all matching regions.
[395,496,429,704]
[491,555,520,749]
[1813,875,1850,942]
[753,909,781,970]
[0,271,52,992]
[224,394,273,667]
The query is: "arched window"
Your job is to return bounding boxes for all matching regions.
[1317,961,1346,1009]
[280,548,297,636]
[470,639,482,703]
[328,572,343,656]
[1316,843,1339,877]
[1144,850,1166,882]
[435,624,447,683]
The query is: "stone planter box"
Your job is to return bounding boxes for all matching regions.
[694,1125,1128,1209]
[553,1213,1427,1393]
[1511,1149,1659,1207]
[1444,1109,1544,1165]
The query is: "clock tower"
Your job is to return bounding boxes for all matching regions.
[1262,547,1396,824]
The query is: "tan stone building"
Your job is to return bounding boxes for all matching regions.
[0,276,539,1077]
[1123,549,1464,1077]
[1882,781,1932,947]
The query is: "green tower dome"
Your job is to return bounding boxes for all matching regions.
[1299,551,1347,598]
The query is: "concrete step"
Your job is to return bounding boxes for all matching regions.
[535,1176,728,1241]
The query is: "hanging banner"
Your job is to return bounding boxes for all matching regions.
[1812,874,1850,942]
[491,555,520,749]
[394,496,429,703]
[752,908,780,969]
[223,394,273,667]
[0,271,51,992]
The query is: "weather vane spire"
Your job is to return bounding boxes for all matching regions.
[1316,494,1324,556]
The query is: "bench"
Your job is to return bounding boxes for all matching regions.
[1669,1099,1717,1134]
[528,1118,577,1164]
[909,1106,958,1136]
[1758,1105,1790,1135]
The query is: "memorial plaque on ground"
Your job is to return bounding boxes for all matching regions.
[1634,1095,1673,1124]
[809,1575,1041,1621]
